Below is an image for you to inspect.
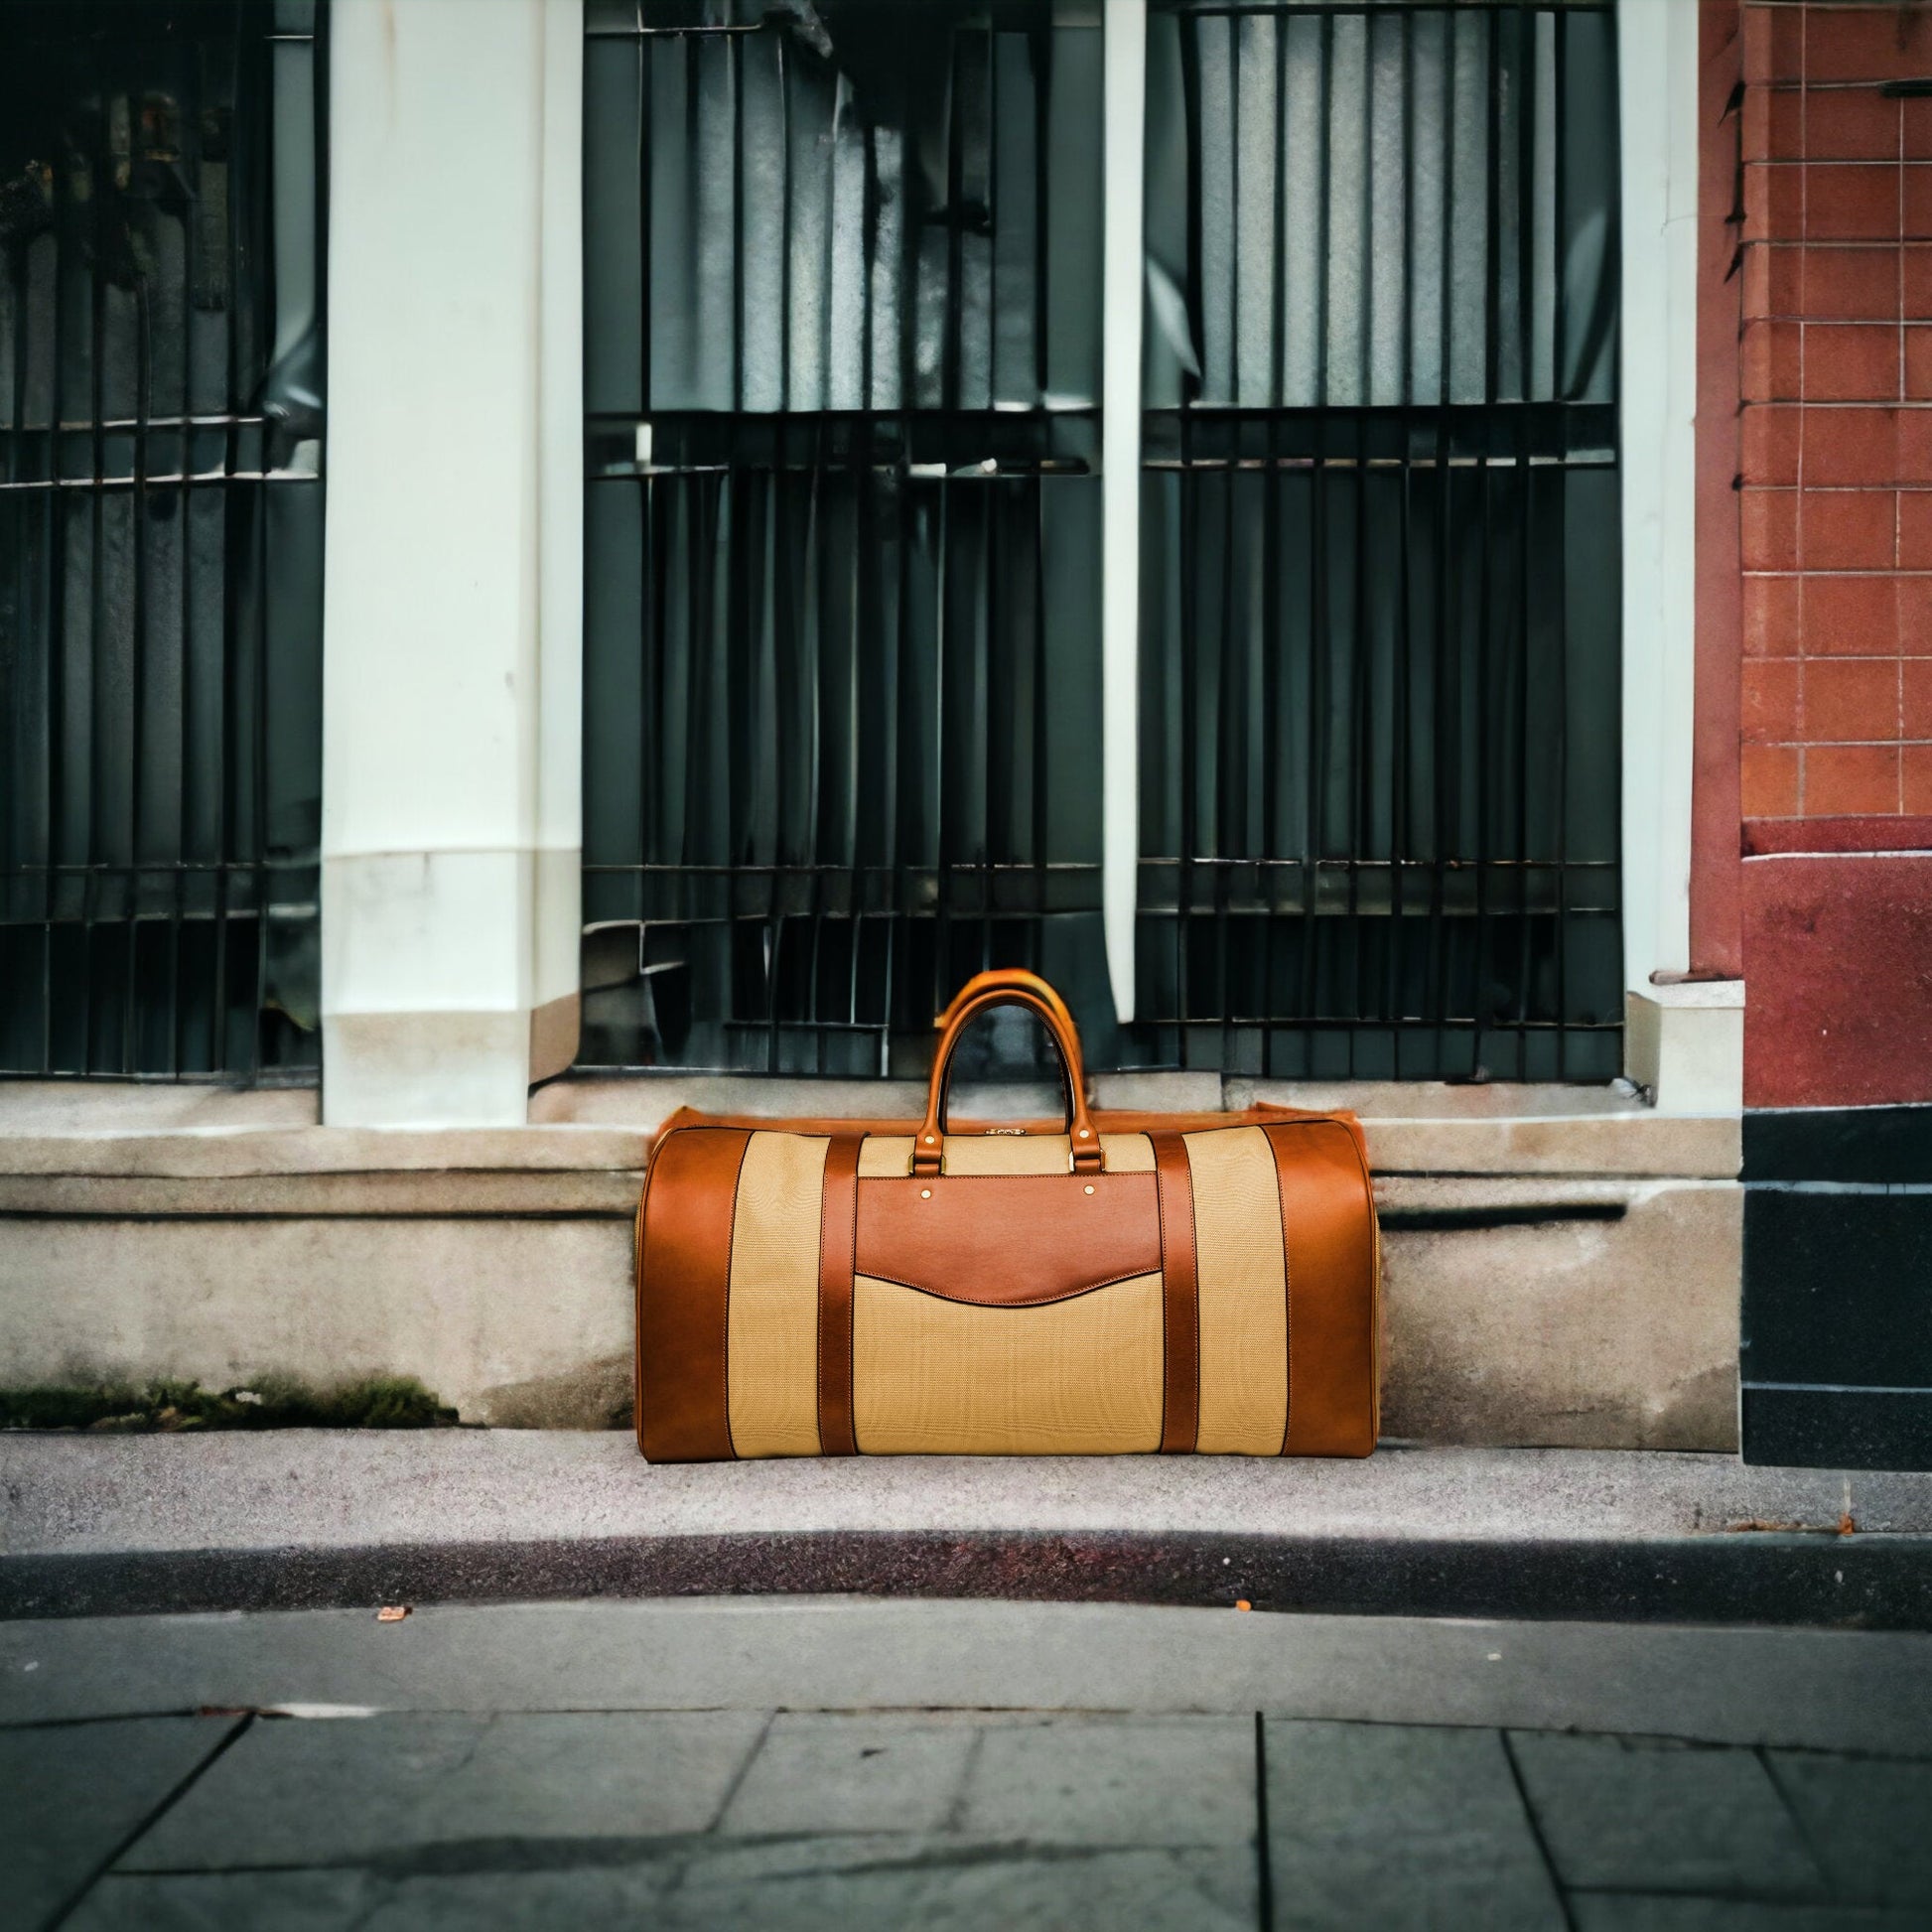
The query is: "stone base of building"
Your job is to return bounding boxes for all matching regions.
[0,1079,1742,1449]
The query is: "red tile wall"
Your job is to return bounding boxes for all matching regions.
[1738,2,1932,823]
[1716,3,1932,1106]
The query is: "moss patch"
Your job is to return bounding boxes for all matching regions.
[0,1375,460,1432]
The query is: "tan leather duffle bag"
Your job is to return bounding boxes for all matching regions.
[634,970,1379,1461]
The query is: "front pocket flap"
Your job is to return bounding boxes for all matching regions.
[854,1173,1162,1306]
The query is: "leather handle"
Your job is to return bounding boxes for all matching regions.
[914,971,1102,1176]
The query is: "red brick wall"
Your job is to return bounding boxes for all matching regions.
[1738,0,1932,821]
[1717,1,1932,1105]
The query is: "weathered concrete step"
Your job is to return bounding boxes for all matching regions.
[4,1435,1930,1628]
[0,1078,1745,1449]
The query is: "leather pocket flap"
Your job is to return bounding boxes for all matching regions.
[855,1173,1162,1306]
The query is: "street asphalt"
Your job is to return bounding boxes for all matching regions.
[4,1596,1931,1931]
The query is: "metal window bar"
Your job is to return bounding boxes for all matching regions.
[579,0,1119,1077]
[0,0,326,1083]
[1133,0,1621,1081]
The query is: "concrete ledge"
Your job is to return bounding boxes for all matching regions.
[0,1079,1743,1447]
[3,1437,1927,1628]
[0,1175,1740,1445]
[0,1075,1741,1179]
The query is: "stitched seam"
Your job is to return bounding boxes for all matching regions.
[858,1159,1128,1174]
[720,1130,753,1461]
[815,1143,832,1456]
[1155,1142,1171,1449]
[1178,1140,1200,1454]
[844,1137,860,1453]
[1268,1125,1293,1458]
[857,1269,1162,1309]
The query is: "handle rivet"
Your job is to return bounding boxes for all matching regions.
[1077,1128,1090,1139]
[923,1135,935,1145]
[920,1187,932,1199]
[1084,1183,1095,1195]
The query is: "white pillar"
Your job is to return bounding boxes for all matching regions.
[1617,0,1699,998]
[1617,0,1741,1112]
[534,2,586,1088]
[1101,0,1147,1025]
[322,0,582,1127]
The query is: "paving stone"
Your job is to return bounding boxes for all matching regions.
[955,1716,1256,1847]
[122,1711,764,1870]
[62,1869,376,1932]
[357,1867,676,1929]
[665,1836,1257,1931]
[1766,1751,1932,1907]
[1572,1897,1925,1931]
[1509,1731,1824,1898]
[1263,1719,1566,1932]
[718,1713,980,1835]
[0,1716,236,1931]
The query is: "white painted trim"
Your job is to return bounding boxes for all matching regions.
[1616,0,1700,1000]
[1101,0,1148,1025]
[534,0,586,1080]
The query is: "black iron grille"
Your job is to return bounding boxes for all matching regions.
[580,0,1624,1082]
[580,0,1115,1076]
[0,0,326,1083]
[1136,0,1623,1081]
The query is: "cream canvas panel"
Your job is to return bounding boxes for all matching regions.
[852,1273,1165,1454]
[1185,1126,1289,1454]
[857,1133,1155,1177]
[726,1131,829,1457]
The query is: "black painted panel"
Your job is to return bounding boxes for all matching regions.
[1742,1387,1932,1474]
[1744,1105,1932,1186]
[1742,1188,1932,1391]
[1742,1102,1932,1471]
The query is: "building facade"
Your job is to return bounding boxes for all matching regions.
[1,0,1926,1466]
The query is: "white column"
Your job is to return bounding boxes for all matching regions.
[1617,0,1741,1111]
[1618,0,1700,997]
[322,0,583,1126]
[1101,0,1148,1025]
[533,3,586,1086]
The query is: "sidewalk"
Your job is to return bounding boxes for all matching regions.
[6,1433,1932,1626]
[7,1598,1932,1931]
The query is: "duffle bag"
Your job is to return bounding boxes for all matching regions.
[634,969,1379,1460]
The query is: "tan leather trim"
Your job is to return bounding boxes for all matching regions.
[635,1125,750,1463]
[1149,1131,1199,1454]
[1096,1133,1156,1173]
[933,1134,1075,1175]
[852,1272,1165,1454]
[860,1132,1157,1177]
[726,1132,829,1459]
[855,1173,1161,1307]
[1186,1125,1290,1455]
[858,1136,914,1178]
[817,1133,864,1457]
[1269,1120,1380,1457]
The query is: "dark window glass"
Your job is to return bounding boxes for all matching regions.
[579,0,1117,1077]
[1133,0,1622,1081]
[0,0,326,1082]
[581,0,1624,1082]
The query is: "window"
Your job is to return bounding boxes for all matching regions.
[0,0,326,1083]
[580,0,1109,1076]
[579,0,1620,1081]
[1136,0,1622,1079]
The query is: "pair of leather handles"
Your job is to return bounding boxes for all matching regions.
[913,969,1102,1176]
